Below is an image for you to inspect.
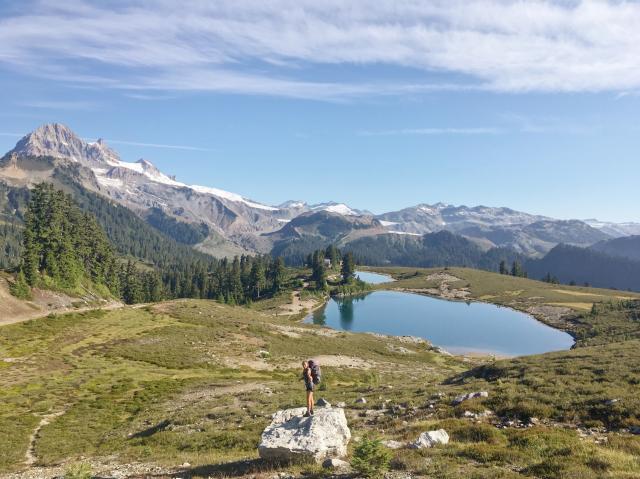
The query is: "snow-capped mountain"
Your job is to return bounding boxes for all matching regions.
[583,219,640,238]
[375,204,610,256]
[0,123,634,258]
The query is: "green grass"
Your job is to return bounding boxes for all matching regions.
[2,268,640,477]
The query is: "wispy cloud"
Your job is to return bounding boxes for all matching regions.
[102,138,214,152]
[20,100,98,110]
[0,1,639,99]
[359,127,503,136]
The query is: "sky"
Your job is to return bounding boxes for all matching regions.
[0,0,639,222]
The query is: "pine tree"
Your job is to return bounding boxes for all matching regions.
[249,261,266,299]
[499,260,508,275]
[341,252,355,284]
[269,257,285,293]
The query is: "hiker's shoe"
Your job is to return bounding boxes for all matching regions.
[303,412,311,417]
[310,409,315,416]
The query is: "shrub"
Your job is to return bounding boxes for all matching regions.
[9,270,32,300]
[64,462,92,479]
[351,436,392,479]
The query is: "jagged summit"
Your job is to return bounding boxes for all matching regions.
[11,123,120,166]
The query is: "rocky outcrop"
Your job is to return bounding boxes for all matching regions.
[411,429,449,449]
[258,407,351,463]
[452,391,488,405]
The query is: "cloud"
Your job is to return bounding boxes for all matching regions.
[99,139,215,152]
[359,127,503,136]
[0,1,639,99]
[20,100,98,110]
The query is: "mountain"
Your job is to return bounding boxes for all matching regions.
[268,210,386,264]
[343,230,522,270]
[584,219,640,238]
[526,244,640,292]
[0,123,635,261]
[591,235,640,262]
[376,204,610,256]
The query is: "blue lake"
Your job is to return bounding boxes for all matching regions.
[306,290,574,357]
[355,270,395,284]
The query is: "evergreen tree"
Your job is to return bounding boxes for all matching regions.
[341,252,355,284]
[269,257,285,293]
[499,260,508,275]
[249,261,266,299]
[311,250,327,290]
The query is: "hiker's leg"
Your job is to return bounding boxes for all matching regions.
[310,391,314,413]
[306,390,312,412]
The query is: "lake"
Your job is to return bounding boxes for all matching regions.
[306,290,574,356]
[355,270,395,284]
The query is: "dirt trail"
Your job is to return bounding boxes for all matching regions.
[25,411,65,466]
[0,276,123,327]
[278,284,321,316]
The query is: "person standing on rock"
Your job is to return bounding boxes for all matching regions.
[302,360,314,417]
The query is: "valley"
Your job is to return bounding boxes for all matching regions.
[3,124,640,289]
[1,267,640,478]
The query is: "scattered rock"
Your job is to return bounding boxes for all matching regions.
[411,429,449,449]
[336,401,347,408]
[316,398,331,407]
[630,426,640,435]
[382,439,405,449]
[452,391,488,405]
[322,457,350,470]
[258,407,351,463]
[180,462,191,468]
[355,397,367,404]
[604,399,620,406]
[462,409,493,419]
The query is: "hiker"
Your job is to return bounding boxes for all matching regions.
[302,359,321,417]
[302,360,314,417]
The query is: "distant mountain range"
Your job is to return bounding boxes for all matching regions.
[1,124,639,272]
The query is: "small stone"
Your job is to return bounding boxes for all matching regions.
[336,401,347,408]
[355,397,367,404]
[452,391,489,406]
[382,439,405,449]
[604,399,620,406]
[322,457,350,469]
[181,462,191,468]
[411,429,449,449]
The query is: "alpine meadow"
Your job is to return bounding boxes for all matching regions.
[1,2,640,479]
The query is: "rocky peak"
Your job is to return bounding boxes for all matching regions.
[10,123,120,166]
[136,158,162,176]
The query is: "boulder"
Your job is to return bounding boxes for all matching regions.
[258,407,351,463]
[316,398,331,407]
[411,429,449,449]
[452,391,488,405]
[322,457,350,470]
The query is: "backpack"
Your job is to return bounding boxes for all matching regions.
[309,360,321,385]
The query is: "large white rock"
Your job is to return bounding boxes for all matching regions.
[411,429,449,449]
[258,407,351,463]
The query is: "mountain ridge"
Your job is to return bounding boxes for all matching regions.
[1,123,637,258]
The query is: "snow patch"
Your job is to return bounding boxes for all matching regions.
[379,220,399,227]
[191,185,278,211]
[388,230,422,236]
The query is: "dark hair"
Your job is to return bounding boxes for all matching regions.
[308,359,315,367]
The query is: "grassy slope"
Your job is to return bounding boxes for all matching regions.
[1,269,639,478]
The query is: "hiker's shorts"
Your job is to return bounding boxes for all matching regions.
[305,381,314,392]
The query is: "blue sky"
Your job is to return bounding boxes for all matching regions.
[0,1,639,221]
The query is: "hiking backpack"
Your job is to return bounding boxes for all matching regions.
[309,360,321,385]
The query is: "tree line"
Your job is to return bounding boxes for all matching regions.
[13,183,288,304]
